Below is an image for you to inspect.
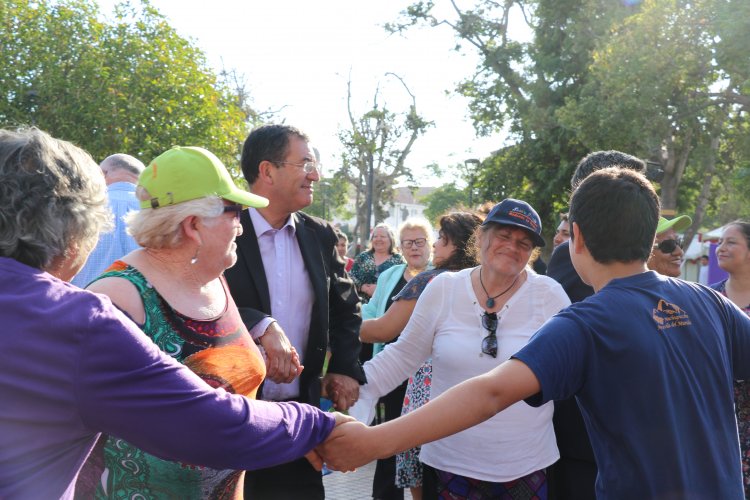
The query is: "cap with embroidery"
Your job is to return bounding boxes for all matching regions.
[483,198,545,247]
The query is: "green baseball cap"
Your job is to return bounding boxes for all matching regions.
[139,146,268,209]
[656,215,692,234]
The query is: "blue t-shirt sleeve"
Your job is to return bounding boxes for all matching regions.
[727,301,750,379]
[512,313,589,407]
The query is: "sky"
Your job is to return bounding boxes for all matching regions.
[97,0,521,186]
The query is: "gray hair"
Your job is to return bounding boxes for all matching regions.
[125,192,224,249]
[100,153,145,177]
[0,128,111,270]
[368,223,397,255]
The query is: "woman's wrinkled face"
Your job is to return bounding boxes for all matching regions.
[481,224,534,277]
[400,227,431,270]
[200,201,244,271]
[371,227,391,253]
[716,225,750,275]
[647,228,684,278]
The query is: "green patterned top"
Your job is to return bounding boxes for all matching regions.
[79,261,265,500]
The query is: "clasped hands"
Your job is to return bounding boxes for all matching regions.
[258,321,303,383]
[305,413,382,473]
[259,324,361,411]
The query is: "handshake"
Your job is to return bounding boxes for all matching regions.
[305,412,383,473]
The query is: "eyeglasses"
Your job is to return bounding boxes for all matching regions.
[222,204,244,219]
[401,238,427,249]
[481,311,498,358]
[272,160,319,174]
[655,238,683,254]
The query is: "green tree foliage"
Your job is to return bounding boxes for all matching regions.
[557,0,750,240]
[0,0,253,177]
[304,174,352,222]
[387,0,639,238]
[421,182,470,223]
[338,74,431,245]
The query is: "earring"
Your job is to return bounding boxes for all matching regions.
[190,245,200,265]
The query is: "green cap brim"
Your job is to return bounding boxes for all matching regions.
[656,215,692,234]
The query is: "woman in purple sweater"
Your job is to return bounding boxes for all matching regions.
[0,128,345,500]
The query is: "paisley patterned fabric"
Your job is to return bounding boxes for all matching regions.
[712,279,750,498]
[87,261,265,499]
[393,268,445,489]
[350,251,405,292]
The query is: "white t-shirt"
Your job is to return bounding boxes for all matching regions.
[360,267,571,482]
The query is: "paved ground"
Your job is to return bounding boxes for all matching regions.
[323,461,413,500]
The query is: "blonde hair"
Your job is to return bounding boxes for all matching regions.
[125,192,224,249]
[398,218,434,249]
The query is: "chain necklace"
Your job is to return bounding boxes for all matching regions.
[479,266,519,309]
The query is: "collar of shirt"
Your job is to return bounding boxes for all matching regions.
[249,207,296,238]
[107,181,136,193]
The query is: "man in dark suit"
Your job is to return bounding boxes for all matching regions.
[225,124,365,500]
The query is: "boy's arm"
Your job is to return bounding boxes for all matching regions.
[318,358,540,471]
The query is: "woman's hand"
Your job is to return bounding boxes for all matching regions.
[316,421,380,472]
[259,322,303,383]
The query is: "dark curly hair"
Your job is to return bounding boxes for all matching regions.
[436,211,484,271]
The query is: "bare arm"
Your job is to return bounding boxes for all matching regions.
[359,299,417,343]
[87,276,145,324]
[318,358,540,471]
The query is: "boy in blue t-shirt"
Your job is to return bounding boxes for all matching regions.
[320,168,750,499]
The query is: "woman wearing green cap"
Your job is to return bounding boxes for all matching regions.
[646,215,692,278]
[1,129,344,500]
[79,146,303,498]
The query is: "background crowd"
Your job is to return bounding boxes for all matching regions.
[2,124,750,500]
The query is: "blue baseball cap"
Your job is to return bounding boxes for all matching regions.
[483,198,545,247]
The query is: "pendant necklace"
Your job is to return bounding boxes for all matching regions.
[479,266,519,309]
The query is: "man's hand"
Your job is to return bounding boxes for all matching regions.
[259,322,303,383]
[316,421,379,472]
[321,373,360,411]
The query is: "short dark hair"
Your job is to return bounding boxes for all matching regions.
[240,124,308,185]
[570,150,646,188]
[569,168,659,264]
[437,211,483,271]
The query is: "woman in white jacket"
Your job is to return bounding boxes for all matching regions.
[353,199,570,499]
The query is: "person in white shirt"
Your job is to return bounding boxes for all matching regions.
[350,199,570,499]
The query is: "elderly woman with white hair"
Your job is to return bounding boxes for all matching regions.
[359,218,434,500]
[0,128,343,500]
[79,146,309,498]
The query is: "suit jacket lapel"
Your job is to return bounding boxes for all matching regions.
[238,210,272,314]
[294,213,327,302]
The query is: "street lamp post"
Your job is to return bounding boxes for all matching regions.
[365,159,374,238]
